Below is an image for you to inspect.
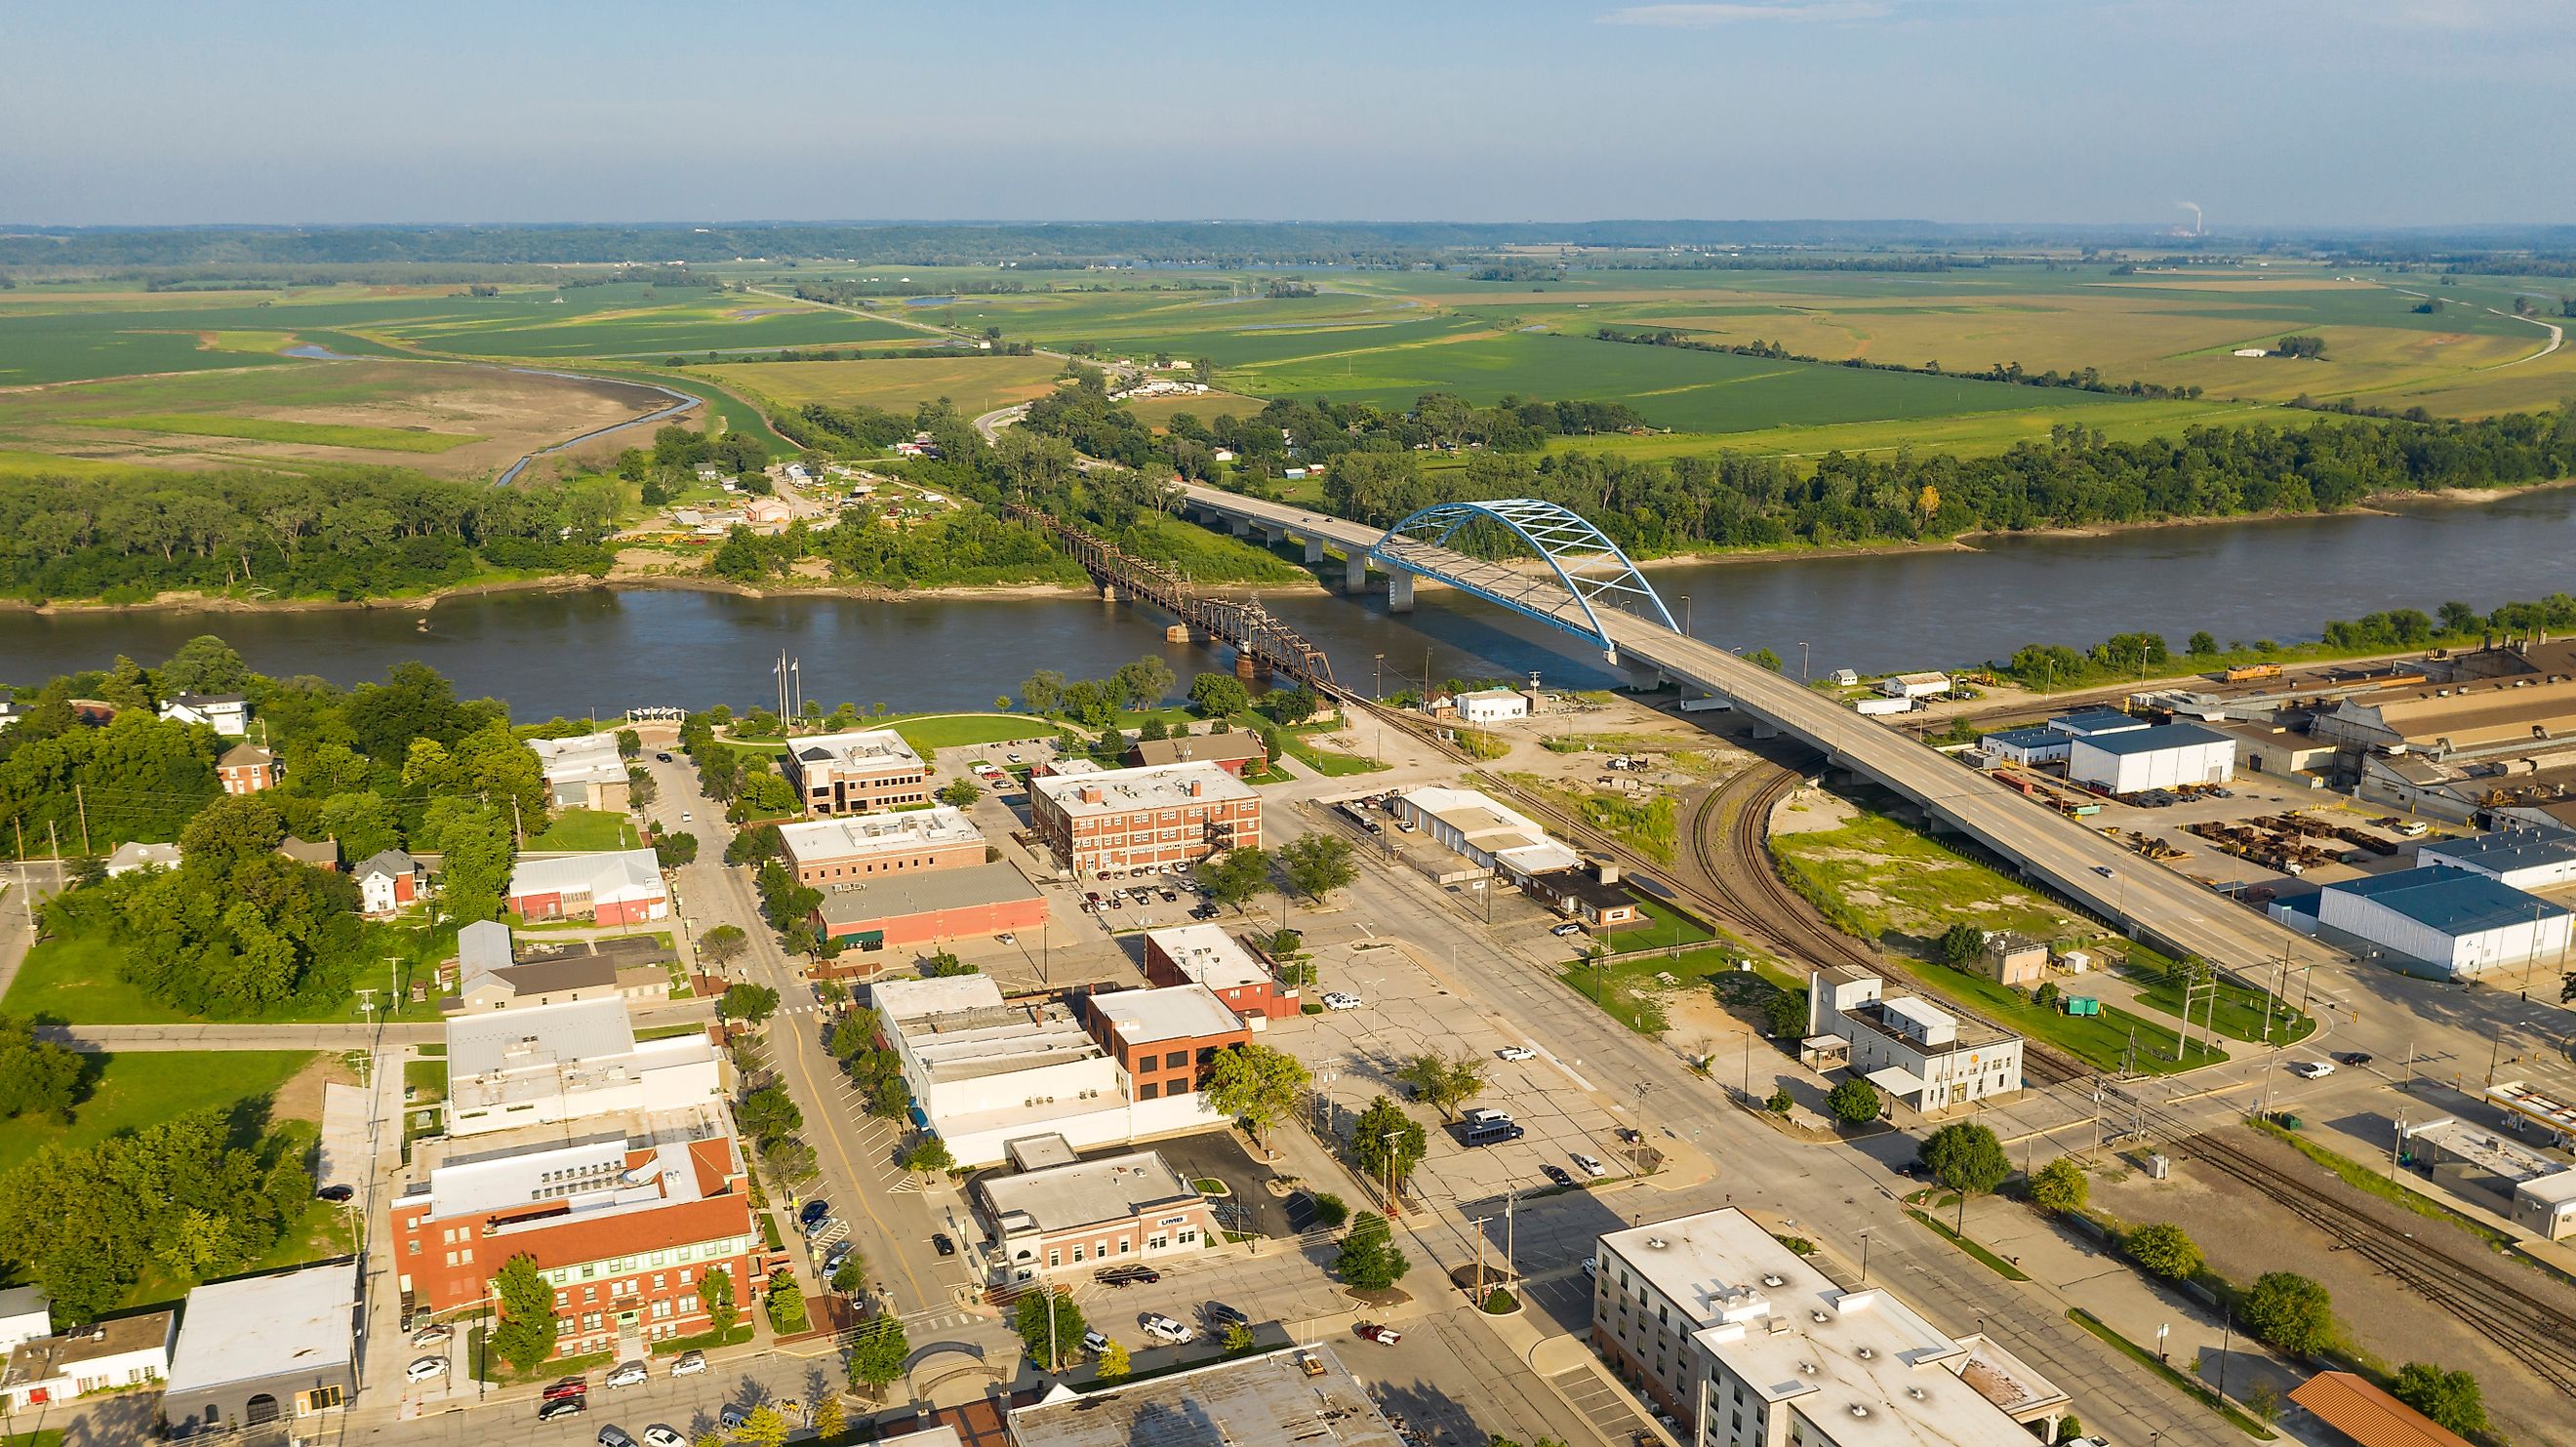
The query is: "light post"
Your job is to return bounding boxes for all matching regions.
[1381,1129,1404,1215]
[1857,1227,1872,1283]
[1374,653,1385,702]
[1679,594,1691,637]
[1798,641,1810,684]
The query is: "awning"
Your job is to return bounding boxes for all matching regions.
[1866,1065,1927,1098]
[2288,1371,2474,1447]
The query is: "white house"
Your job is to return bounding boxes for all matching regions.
[0,1289,49,1356]
[103,841,182,877]
[354,848,423,917]
[0,1308,175,1411]
[1877,671,1952,700]
[2066,722,2235,794]
[157,693,249,737]
[1452,687,1531,724]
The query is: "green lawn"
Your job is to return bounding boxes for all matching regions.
[2119,961,2315,1045]
[1907,960,2219,1074]
[1261,721,1386,778]
[404,1058,448,1105]
[1628,895,1718,950]
[4,921,445,1025]
[527,808,640,852]
[0,1050,314,1176]
[1559,943,1790,1040]
[889,712,1058,753]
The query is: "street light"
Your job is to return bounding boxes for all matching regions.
[1679,594,1691,637]
[1798,642,1810,684]
[1856,1227,1872,1283]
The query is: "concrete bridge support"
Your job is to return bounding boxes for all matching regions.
[1098,582,1122,603]
[1345,553,1369,592]
[1234,653,1273,686]
[1230,517,1255,538]
[1262,524,1287,546]
[1304,537,1326,564]
[1388,573,1415,614]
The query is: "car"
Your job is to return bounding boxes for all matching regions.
[719,1406,749,1432]
[543,1378,589,1401]
[1143,1313,1195,1344]
[2335,1051,2375,1066]
[1354,1322,1402,1346]
[1550,921,1586,938]
[1463,1107,1514,1127]
[1542,1164,1575,1187]
[1007,752,1025,764]
[597,1428,637,1447]
[1158,888,1178,903]
[667,1350,706,1378]
[1205,1302,1248,1330]
[406,1355,449,1383]
[644,1428,689,1447]
[998,932,1017,945]
[2092,865,2115,878]
[2291,1060,2337,1079]
[823,1243,854,1273]
[412,1324,453,1348]
[1321,991,1362,1011]
[1571,1152,1606,1178]
[799,1199,831,1230]
[1097,1265,1162,1286]
[1084,890,1104,904]
[931,1231,956,1257]
[606,1360,649,1388]
[1497,1045,1536,1062]
[538,1396,587,1423]
[655,751,672,762]
[1615,1126,1643,1145]
[1189,904,1218,920]
[315,1184,354,1204]
[679,810,692,823]
[1582,1258,1598,1280]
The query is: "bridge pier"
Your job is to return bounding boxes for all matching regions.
[1262,524,1287,546]
[1230,517,1255,538]
[1097,582,1122,603]
[1388,573,1415,613]
[1304,537,1325,564]
[1344,553,1368,593]
[1234,653,1273,687]
[1749,718,1780,741]
[1164,624,1197,644]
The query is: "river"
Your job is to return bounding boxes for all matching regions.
[7,491,2572,718]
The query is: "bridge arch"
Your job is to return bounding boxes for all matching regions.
[1368,498,1678,655]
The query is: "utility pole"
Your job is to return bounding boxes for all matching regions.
[1469,1213,1487,1301]
[74,784,90,857]
[1504,1191,1518,1291]
[511,796,525,849]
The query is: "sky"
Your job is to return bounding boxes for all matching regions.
[6,0,2569,229]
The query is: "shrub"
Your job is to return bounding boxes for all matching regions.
[2123,1222,2201,1280]
[1764,1087,1794,1115]
[1482,1287,1517,1314]
[2028,1157,2088,1215]
[2240,1271,2333,1356]
[1309,1192,1349,1229]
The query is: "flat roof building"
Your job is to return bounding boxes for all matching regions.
[160,1262,356,1439]
[779,806,988,886]
[780,729,931,816]
[506,849,667,927]
[974,1143,1219,1281]
[811,859,1048,955]
[1978,725,2070,767]
[445,997,721,1137]
[1806,967,2024,1115]
[1124,730,1268,777]
[2067,721,2236,794]
[1142,923,1300,1022]
[1027,761,1261,875]
[1082,983,1249,1107]
[528,732,630,812]
[2316,865,2572,980]
[1007,1345,1401,1447]
[2418,828,2576,891]
[1394,785,1583,881]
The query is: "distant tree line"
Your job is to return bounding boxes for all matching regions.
[1598,326,2206,400]
[1985,592,2576,690]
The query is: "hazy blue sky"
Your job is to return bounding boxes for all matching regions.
[6,0,2566,227]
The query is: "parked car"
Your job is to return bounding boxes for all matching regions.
[1571,1152,1606,1178]
[315,1184,354,1204]
[1543,1164,1575,1187]
[931,1231,956,1257]
[1582,1258,1598,1280]
[2335,1051,2375,1066]
[406,1355,449,1383]
[1615,1127,1643,1145]
[1354,1322,1402,1346]
[606,1360,649,1388]
[644,1428,689,1447]
[2291,1060,2337,1079]
[655,751,672,762]
[1497,1045,1536,1062]
[719,1405,749,1432]
[538,1396,587,1423]
[1143,1313,1195,1345]
[411,1324,452,1348]
[1097,1265,1161,1286]
[1205,1302,1249,1331]
[1081,1330,1111,1354]
[596,1427,637,1447]
[1007,752,1025,764]
[1321,991,1362,1011]
[679,811,692,822]
[1550,921,1585,938]
[823,1243,854,1274]
[667,1350,706,1378]
[543,1378,590,1401]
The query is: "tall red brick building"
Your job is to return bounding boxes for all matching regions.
[1027,761,1261,875]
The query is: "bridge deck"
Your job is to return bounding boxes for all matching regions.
[1177,484,2325,977]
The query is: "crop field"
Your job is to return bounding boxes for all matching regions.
[699,354,1067,418]
[370,284,920,359]
[1534,397,2277,463]
[1123,389,1267,429]
[1228,330,2137,434]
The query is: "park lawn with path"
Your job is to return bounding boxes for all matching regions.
[0,1049,315,1176]
[526,807,641,852]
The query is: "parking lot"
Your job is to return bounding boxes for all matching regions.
[1286,937,1639,1210]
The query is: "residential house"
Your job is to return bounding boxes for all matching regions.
[217,743,278,794]
[103,841,181,877]
[355,849,424,917]
[0,1310,174,1412]
[157,693,249,737]
[276,835,339,870]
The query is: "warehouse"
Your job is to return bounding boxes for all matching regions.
[1979,725,2070,767]
[2067,721,2236,794]
[812,860,1049,952]
[2315,866,2572,980]
[2419,828,2576,892]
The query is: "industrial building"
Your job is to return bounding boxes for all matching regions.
[1591,1208,2069,1447]
[1026,760,1262,875]
[972,1135,1219,1281]
[444,997,722,1137]
[2418,828,2576,891]
[2067,721,2236,793]
[1394,785,1581,878]
[1450,686,1533,723]
[505,849,667,926]
[1804,967,2025,1114]
[1007,1345,1402,1447]
[1142,924,1301,1022]
[1877,671,1952,700]
[780,728,932,816]
[527,732,631,812]
[778,806,989,886]
[1977,725,2070,767]
[2311,866,2571,980]
[810,859,1049,953]
[159,1263,357,1439]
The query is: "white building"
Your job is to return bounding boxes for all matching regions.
[444,997,721,1137]
[0,1289,49,1356]
[1805,967,2025,1114]
[872,975,1132,1167]
[1393,786,1583,881]
[975,1139,1221,1281]
[1877,671,1951,700]
[160,1263,356,1438]
[103,841,181,877]
[2066,721,2235,793]
[1453,687,1531,724]
[2513,1170,2576,1241]
[0,1307,174,1411]
[2419,829,2576,892]
[2314,866,2572,980]
[1976,726,2069,768]
[527,733,630,812]
[158,693,249,737]
[1592,1208,2069,1447]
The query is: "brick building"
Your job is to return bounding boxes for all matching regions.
[218,742,278,794]
[506,850,668,927]
[1124,731,1268,778]
[1141,924,1300,1023]
[1081,984,1250,1105]
[778,807,987,887]
[391,1105,772,1358]
[1027,762,1261,875]
[780,730,930,816]
[811,860,1050,954]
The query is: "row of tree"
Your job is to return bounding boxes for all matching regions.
[1986,592,2576,690]
[1598,326,2206,401]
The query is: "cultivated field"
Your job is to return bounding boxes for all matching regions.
[699,354,1067,419]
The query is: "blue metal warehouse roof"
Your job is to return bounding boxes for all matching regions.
[2071,722,2234,757]
[2328,866,2568,937]
[2419,830,2576,875]
[1981,726,2065,750]
[2049,708,2152,737]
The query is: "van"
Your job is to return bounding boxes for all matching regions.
[1463,1108,1514,1128]
[1465,1120,1526,1147]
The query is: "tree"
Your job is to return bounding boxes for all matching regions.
[1014,1287,1086,1370]
[810,1395,846,1442]
[626,766,659,808]
[2124,1222,2202,1280]
[1764,1087,1793,1115]
[1138,716,1169,742]
[846,1314,909,1398]
[1268,687,1319,727]
[158,635,251,696]
[1920,1121,2011,1229]
[1204,1042,1311,1145]
[730,1404,791,1447]
[1222,1321,1256,1354]
[1748,647,1784,672]
[1348,1097,1428,1200]
[699,1266,739,1336]
[1195,846,1272,910]
[2185,631,2219,657]
[1937,922,1986,968]
[1763,987,1810,1039]
[2028,1157,2088,1215]
[1111,656,1177,710]
[720,982,782,1025]
[0,1015,85,1122]
[1334,1211,1411,1290]
[488,1254,559,1373]
[1825,1077,1880,1127]
[2391,1362,2488,1437]
[1280,833,1357,902]
[1095,1338,1132,1384]
[831,1250,867,1296]
[899,1136,955,1175]
[654,829,700,868]
[738,1085,803,1144]
[766,1278,810,1334]
[1022,668,1069,718]
[1394,1050,1489,1120]
[760,1138,819,1193]
[938,778,983,808]
[1188,672,1250,718]
[2239,1270,2333,1356]
[700,923,749,969]
[920,950,978,978]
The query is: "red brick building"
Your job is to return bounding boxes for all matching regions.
[1027,762,1262,876]
[391,1108,778,1357]
[780,730,930,816]
[1141,924,1300,1024]
[218,743,278,794]
[1080,984,1250,1105]
[1124,731,1268,778]
[812,861,1050,957]
[777,807,987,888]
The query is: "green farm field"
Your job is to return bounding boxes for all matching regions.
[700,354,1067,418]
